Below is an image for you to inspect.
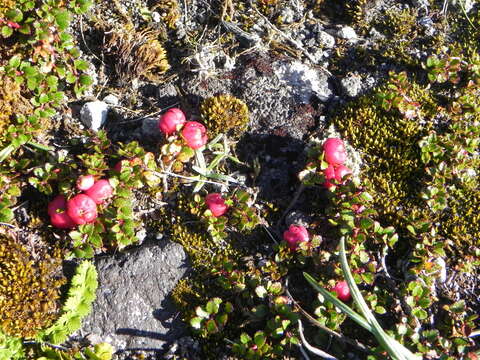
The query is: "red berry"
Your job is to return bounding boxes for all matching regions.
[333,281,351,302]
[158,108,186,135]
[334,164,352,182]
[67,194,98,225]
[323,138,347,165]
[181,121,208,150]
[283,224,310,250]
[84,179,113,205]
[50,212,76,229]
[76,174,95,191]
[48,195,67,216]
[324,164,336,189]
[205,193,229,217]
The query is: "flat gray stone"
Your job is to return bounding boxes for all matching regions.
[81,241,190,353]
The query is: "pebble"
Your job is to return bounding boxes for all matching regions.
[337,26,357,40]
[317,30,335,48]
[80,101,108,131]
[103,94,119,106]
[340,74,363,97]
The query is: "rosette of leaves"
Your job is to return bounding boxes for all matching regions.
[105,26,169,84]
[0,235,65,338]
[200,94,250,139]
[39,260,98,345]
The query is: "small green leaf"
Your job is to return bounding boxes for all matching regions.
[254,331,266,347]
[2,26,13,38]
[190,317,202,330]
[8,55,21,68]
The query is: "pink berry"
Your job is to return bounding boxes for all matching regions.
[205,193,229,217]
[48,195,67,216]
[283,224,310,250]
[323,138,347,165]
[334,164,352,182]
[50,212,76,229]
[67,194,98,225]
[333,281,351,302]
[181,121,208,150]
[324,164,336,189]
[76,174,95,191]
[158,108,186,135]
[84,179,114,205]
[48,195,76,229]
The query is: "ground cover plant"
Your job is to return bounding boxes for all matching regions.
[0,0,479,359]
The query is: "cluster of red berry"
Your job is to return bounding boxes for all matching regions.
[280,137,353,302]
[158,108,208,149]
[48,175,113,229]
[322,138,352,189]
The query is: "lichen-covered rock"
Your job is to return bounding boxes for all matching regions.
[80,241,190,353]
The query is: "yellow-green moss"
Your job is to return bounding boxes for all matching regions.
[0,236,65,338]
[0,0,16,17]
[200,94,249,139]
[0,75,32,143]
[331,83,433,230]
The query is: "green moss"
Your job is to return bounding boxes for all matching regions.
[200,94,250,139]
[331,89,430,230]
[0,236,65,338]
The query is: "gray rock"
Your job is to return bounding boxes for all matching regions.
[317,30,335,48]
[80,241,190,353]
[337,26,357,41]
[142,117,163,141]
[103,94,119,106]
[80,101,108,131]
[340,74,363,97]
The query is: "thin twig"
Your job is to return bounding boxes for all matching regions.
[80,17,106,65]
[298,320,338,360]
[0,222,17,229]
[150,170,245,188]
[23,340,69,352]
